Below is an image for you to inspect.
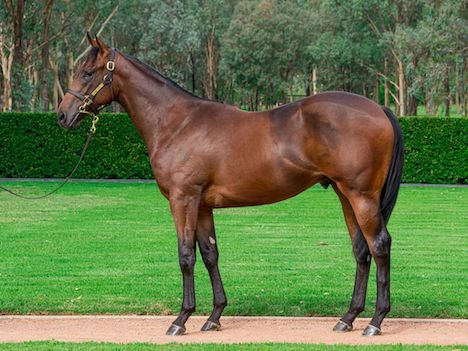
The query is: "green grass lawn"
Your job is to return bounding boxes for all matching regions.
[0,342,466,351]
[0,181,466,318]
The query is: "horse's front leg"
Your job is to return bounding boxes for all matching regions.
[196,208,227,331]
[166,190,200,336]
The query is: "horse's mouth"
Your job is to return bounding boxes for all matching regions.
[72,112,84,128]
[68,111,84,129]
[58,112,83,129]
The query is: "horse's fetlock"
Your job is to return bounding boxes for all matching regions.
[351,305,365,315]
[378,302,391,314]
[216,298,227,309]
[182,305,196,314]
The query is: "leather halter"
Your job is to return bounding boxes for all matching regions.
[66,48,116,116]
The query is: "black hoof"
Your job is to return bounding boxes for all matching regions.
[333,320,353,333]
[166,323,186,336]
[362,324,381,336]
[201,320,221,331]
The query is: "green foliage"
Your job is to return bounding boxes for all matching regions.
[222,1,311,108]
[1,0,466,115]
[0,113,466,184]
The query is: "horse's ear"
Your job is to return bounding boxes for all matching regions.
[95,35,109,53]
[86,31,96,47]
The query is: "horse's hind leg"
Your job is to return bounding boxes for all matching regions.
[343,188,392,336]
[196,208,227,331]
[332,185,371,333]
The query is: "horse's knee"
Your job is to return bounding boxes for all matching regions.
[202,253,218,270]
[179,250,196,273]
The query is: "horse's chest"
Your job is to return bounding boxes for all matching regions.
[150,152,206,198]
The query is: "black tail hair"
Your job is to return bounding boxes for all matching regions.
[380,107,404,224]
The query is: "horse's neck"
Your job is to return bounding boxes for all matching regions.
[115,55,197,153]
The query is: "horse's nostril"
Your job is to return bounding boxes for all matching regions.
[59,112,66,122]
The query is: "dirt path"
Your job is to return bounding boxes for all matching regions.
[1,316,467,345]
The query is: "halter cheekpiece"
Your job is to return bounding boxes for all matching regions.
[66,47,116,116]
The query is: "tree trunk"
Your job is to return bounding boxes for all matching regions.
[67,49,74,87]
[455,60,461,115]
[445,65,450,117]
[0,33,14,112]
[40,0,54,111]
[31,70,38,111]
[205,20,217,99]
[463,57,467,117]
[425,91,440,116]
[397,59,406,116]
[49,53,63,111]
[407,95,418,116]
[312,66,318,95]
[11,0,25,65]
[384,58,390,107]
[374,74,380,103]
[305,68,311,96]
[395,61,400,116]
[53,69,58,110]
[189,52,195,93]
[1,55,13,112]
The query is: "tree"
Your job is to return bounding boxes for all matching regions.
[222,0,311,110]
[0,0,465,115]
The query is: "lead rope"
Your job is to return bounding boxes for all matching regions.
[0,115,99,200]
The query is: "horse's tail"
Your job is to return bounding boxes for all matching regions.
[380,107,404,224]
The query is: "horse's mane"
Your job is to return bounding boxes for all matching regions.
[121,52,202,100]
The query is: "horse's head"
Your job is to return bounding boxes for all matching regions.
[57,33,116,128]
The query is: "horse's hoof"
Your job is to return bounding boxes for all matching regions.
[333,320,353,332]
[362,324,381,336]
[166,324,186,336]
[201,320,221,332]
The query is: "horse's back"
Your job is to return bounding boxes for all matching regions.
[162,92,394,207]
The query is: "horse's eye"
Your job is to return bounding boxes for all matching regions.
[83,70,94,77]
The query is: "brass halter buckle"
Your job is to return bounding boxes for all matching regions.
[82,96,93,107]
[78,96,94,115]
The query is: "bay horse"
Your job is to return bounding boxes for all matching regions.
[57,35,403,337]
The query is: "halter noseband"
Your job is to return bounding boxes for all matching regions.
[66,47,116,117]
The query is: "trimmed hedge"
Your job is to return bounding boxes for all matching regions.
[0,113,466,183]
[401,117,467,184]
[0,113,152,179]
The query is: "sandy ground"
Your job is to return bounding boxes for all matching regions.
[0,316,467,345]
